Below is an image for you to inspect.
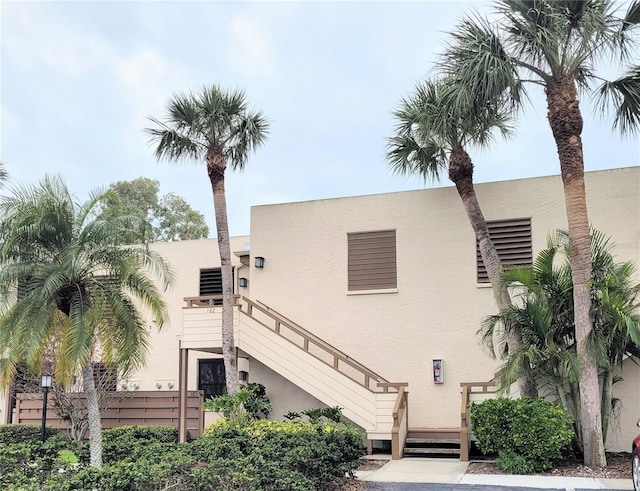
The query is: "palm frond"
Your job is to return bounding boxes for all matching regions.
[0,176,173,395]
[441,13,528,108]
[594,66,640,135]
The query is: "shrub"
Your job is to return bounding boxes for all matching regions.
[0,424,58,445]
[470,397,574,473]
[496,450,537,474]
[0,428,82,489]
[101,425,179,463]
[194,418,365,490]
[202,383,272,422]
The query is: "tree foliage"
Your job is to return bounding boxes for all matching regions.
[440,0,640,467]
[480,229,640,448]
[97,177,208,243]
[147,85,269,394]
[0,175,173,467]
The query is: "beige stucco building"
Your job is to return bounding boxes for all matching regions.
[2,167,639,457]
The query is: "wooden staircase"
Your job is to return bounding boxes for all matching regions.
[403,429,461,457]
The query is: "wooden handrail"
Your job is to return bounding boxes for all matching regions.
[251,298,357,363]
[391,386,408,460]
[241,296,403,393]
[378,382,408,393]
[459,379,497,461]
[183,295,241,308]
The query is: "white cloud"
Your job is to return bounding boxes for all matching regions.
[112,48,184,129]
[2,3,110,77]
[226,12,277,81]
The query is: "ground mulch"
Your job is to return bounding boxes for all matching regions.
[465,452,631,479]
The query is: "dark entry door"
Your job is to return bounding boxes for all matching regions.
[198,359,226,400]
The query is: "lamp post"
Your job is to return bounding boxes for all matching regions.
[40,375,52,442]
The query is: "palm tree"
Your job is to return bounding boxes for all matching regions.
[387,78,537,397]
[587,231,640,441]
[0,176,172,467]
[480,232,583,445]
[147,85,269,394]
[440,0,640,466]
[482,229,640,450]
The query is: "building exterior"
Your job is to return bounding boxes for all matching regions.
[2,167,639,455]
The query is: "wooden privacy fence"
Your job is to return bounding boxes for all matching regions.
[15,390,204,438]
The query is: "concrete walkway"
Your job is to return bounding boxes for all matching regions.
[355,458,633,489]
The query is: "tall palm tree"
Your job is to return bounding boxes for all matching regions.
[387,78,537,397]
[147,85,269,394]
[440,0,640,466]
[0,176,172,467]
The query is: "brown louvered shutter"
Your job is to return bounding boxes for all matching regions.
[477,218,532,283]
[199,268,223,296]
[348,230,397,291]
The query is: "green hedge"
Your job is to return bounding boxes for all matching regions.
[1,420,365,490]
[0,424,58,445]
[470,397,574,473]
[101,425,180,463]
[193,419,365,490]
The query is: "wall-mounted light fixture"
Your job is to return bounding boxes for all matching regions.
[156,382,163,389]
[239,277,248,288]
[255,256,265,268]
[239,370,249,382]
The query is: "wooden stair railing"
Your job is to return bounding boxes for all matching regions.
[459,381,497,461]
[183,294,241,307]
[390,385,409,460]
[184,294,409,459]
[242,296,406,394]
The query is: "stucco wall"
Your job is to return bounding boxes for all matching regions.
[247,167,640,431]
[125,236,250,392]
[248,358,325,421]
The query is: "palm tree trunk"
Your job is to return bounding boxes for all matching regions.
[449,147,537,398]
[82,362,103,468]
[546,76,605,467]
[207,151,239,394]
[601,368,614,446]
[569,380,584,453]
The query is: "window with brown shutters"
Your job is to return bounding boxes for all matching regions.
[477,218,532,283]
[199,268,235,304]
[348,230,397,291]
[199,268,223,296]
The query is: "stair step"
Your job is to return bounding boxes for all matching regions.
[406,438,460,445]
[407,428,460,440]
[404,447,461,455]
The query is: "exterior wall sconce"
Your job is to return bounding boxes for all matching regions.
[167,381,174,389]
[239,370,249,382]
[41,375,53,442]
[255,256,265,268]
[156,382,163,389]
[432,359,444,384]
[239,277,248,288]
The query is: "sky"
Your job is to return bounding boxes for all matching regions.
[1,0,638,237]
